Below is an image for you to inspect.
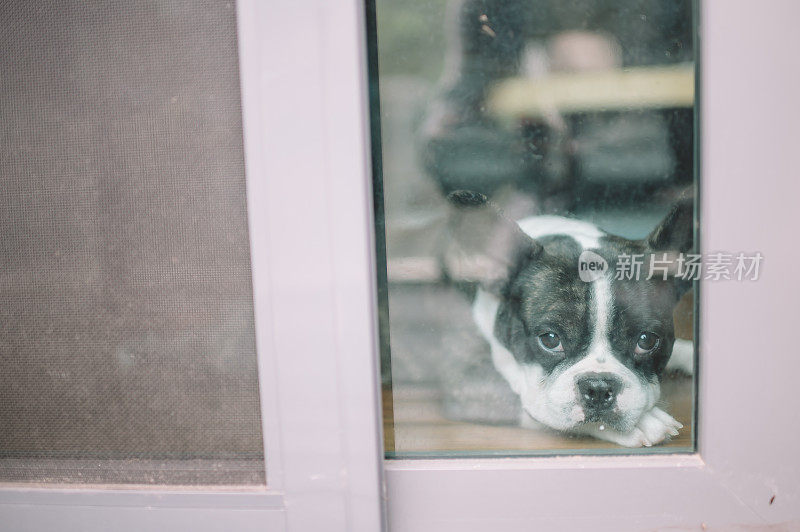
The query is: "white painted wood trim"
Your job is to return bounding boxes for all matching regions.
[238,0,385,529]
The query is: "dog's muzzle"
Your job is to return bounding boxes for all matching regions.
[576,373,623,420]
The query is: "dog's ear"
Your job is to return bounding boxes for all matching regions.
[644,196,695,297]
[646,196,694,254]
[445,190,542,295]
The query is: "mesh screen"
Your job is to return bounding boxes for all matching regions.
[0,0,265,485]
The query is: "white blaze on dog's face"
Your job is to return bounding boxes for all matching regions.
[449,191,693,437]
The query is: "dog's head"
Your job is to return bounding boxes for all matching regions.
[446,191,693,433]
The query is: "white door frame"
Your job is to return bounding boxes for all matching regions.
[0,1,386,531]
[383,0,800,530]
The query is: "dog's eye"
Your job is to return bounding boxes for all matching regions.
[538,332,564,352]
[635,332,660,355]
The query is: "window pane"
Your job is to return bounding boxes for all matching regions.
[0,1,264,485]
[368,0,697,457]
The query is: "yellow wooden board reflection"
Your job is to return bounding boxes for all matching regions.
[488,63,695,119]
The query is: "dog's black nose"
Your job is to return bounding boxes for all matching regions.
[577,375,621,412]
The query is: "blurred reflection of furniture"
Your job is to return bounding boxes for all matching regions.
[487,63,694,188]
[422,62,694,206]
[419,0,694,207]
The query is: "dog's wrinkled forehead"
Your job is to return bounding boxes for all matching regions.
[511,235,589,322]
[508,234,678,364]
[504,235,595,355]
[600,236,680,322]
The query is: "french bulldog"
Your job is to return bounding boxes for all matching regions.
[446,190,694,447]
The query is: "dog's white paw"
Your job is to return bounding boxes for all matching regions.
[587,407,683,447]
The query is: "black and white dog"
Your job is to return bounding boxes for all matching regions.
[446,191,694,447]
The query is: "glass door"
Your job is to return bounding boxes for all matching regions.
[367,0,800,529]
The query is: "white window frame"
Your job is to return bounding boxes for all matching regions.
[0,1,386,531]
[383,0,800,530]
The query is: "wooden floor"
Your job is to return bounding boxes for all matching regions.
[384,375,693,456]
[382,285,696,456]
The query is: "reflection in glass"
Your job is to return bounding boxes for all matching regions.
[369,0,696,456]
